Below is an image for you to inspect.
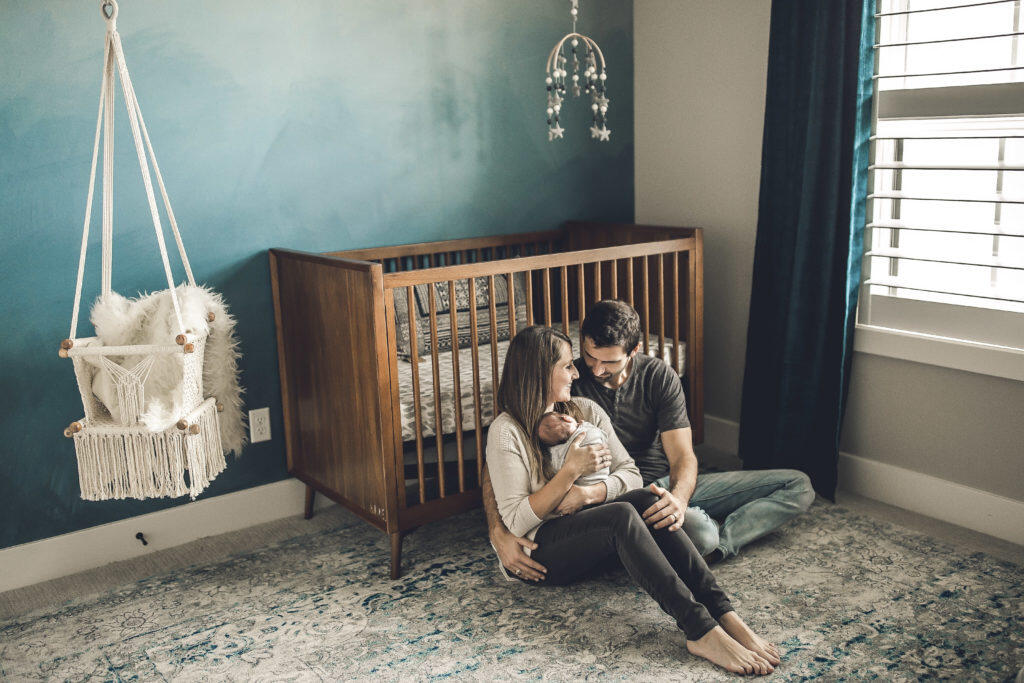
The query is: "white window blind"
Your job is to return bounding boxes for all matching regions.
[860,0,1024,352]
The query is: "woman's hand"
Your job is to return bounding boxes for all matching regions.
[563,433,611,476]
[555,485,588,515]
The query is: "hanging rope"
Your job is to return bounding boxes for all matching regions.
[69,0,193,340]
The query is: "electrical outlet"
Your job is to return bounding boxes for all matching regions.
[249,407,271,443]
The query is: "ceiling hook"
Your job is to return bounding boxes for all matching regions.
[101,0,118,29]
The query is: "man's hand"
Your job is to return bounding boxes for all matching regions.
[490,524,547,581]
[642,483,686,532]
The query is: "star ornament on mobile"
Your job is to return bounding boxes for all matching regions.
[543,0,611,142]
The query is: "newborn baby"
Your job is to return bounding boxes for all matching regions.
[536,411,609,486]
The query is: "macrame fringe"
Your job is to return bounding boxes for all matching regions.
[73,400,224,501]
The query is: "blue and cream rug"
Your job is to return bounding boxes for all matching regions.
[1,502,1021,680]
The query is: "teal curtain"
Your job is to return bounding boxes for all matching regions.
[737,0,875,499]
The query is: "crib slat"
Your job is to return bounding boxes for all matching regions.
[627,257,635,306]
[658,254,665,362]
[642,255,650,355]
[427,282,445,498]
[468,277,483,478]
[576,263,585,330]
[542,268,552,327]
[488,275,500,419]
[673,251,681,374]
[594,260,602,302]
[407,286,426,505]
[507,272,517,338]
[525,269,535,326]
[610,259,618,299]
[561,266,570,336]
[448,280,465,492]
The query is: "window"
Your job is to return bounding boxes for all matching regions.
[857,0,1024,380]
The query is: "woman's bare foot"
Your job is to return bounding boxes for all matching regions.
[686,625,774,675]
[718,611,782,666]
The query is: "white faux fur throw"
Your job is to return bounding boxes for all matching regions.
[89,286,247,456]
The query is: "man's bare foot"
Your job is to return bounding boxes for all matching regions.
[685,625,774,675]
[719,611,782,666]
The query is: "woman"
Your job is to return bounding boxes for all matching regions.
[486,325,781,675]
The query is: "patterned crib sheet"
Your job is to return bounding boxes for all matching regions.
[397,321,685,441]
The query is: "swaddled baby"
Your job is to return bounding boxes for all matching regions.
[536,411,609,486]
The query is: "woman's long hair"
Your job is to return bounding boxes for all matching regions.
[497,325,584,482]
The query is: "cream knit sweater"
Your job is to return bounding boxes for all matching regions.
[486,397,642,542]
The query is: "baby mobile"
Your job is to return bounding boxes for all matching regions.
[544,0,611,141]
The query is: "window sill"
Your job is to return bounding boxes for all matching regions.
[853,324,1024,382]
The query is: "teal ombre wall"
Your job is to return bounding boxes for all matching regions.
[0,1,634,549]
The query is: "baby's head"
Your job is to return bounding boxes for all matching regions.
[536,411,579,446]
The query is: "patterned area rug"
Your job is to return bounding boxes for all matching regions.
[1,502,1021,681]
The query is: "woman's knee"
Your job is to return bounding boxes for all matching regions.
[602,501,644,534]
[618,488,660,512]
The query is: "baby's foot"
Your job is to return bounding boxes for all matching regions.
[686,625,774,675]
[719,611,782,665]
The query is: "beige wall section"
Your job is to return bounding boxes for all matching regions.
[634,1,1023,502]
[634,0,771,420]
[842,355,1024,501]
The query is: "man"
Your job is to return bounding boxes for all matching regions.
[482,300,815,581]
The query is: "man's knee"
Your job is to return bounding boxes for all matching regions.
[681,508,719,556]
[785,470,816,511]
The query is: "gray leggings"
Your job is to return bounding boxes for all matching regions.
[529,488,733,640]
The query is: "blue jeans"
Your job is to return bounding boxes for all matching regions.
[652,469,815,559]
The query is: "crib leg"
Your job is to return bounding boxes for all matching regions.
[304,485,316,520]
[390,531,403,580]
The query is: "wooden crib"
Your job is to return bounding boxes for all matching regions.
[269,221,704,579]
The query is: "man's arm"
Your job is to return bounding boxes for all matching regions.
[641,427,697,531]
[662,427,698,504]
[481,464,547,581]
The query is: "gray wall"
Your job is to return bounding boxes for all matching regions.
[0,0,635,549]
[634,0,1024,502]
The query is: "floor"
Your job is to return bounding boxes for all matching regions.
[3,446,1021,622]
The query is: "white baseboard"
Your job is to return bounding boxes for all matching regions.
[838,452,1024,546]
[702,412,1023,546]
[0,478,334,594]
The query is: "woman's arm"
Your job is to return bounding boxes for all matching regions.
[487,419,584,537]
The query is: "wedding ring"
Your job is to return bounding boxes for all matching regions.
[514,569,522,575]
[669,513,676,522]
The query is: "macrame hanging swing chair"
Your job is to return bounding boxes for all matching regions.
[61,0,237,501]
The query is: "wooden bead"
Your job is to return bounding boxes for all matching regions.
[207,312,216,322]
[175,334,187,345]
[58,348,69,358]
[216,402,224,412]
[69,421,82,433]
[64,427,73,438]
[60,339,74,350]
[176,419,188,430]
[188,423,201,435]
[183,343,195,353]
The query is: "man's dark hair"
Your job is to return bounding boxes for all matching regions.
[581,300,641,351]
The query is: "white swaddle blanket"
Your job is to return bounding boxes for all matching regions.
[547,421,610,487]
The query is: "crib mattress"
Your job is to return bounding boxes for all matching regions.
[397,321,685,441]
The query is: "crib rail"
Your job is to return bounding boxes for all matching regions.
[329,230,562,273]
[385,238,698,509]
